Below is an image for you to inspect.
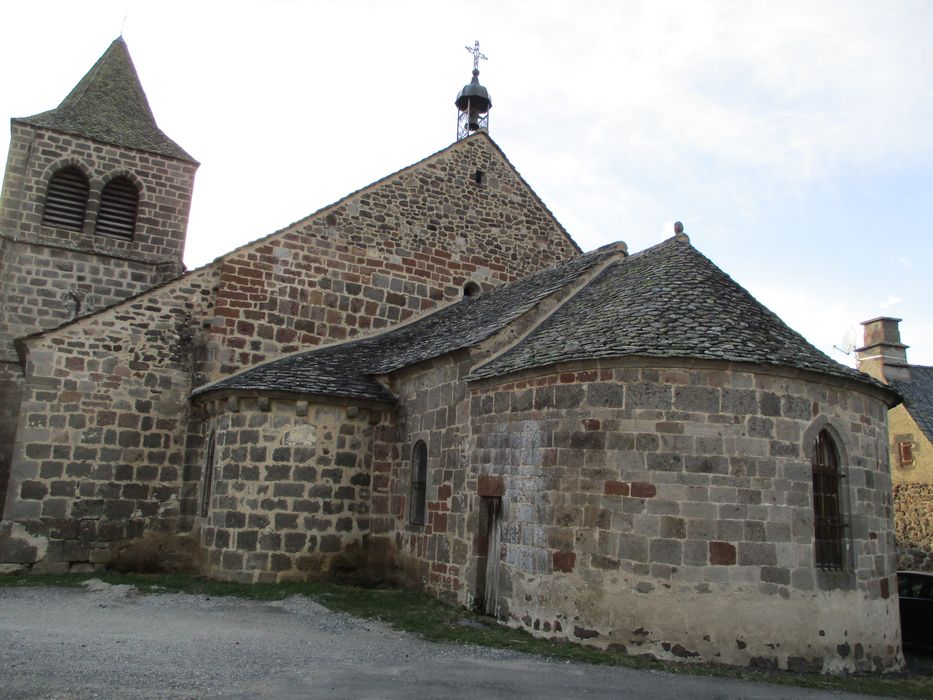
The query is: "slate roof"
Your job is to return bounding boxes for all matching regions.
[16,38,196,163]
[891,366,933,442]
[196,235,895,404]
[191,244,620,401]
[471,237,885,391]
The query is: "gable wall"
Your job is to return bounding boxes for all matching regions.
[889,403,933,569]
[0,265,217,571]
[203,135,579,381]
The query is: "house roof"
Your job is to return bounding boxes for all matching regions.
[891,366,933,442]
[191,243,621,401]
[195,235,892,404]
[15,38,197,163]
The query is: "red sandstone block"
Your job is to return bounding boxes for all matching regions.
[604,480,629,496]
[630,482,656,498]
[553,550,576,573]
[477,474,505,497]
[576,370,598,382]
[437,484,452,500]
[709,541,736,565]
[583,418,601,431]
[560,373,576,383]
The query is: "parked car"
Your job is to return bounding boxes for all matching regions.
[898,571,933,649]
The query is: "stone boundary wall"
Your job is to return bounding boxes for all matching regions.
[0,266,218,571]
[196,397,383,583]
[894,482,933,570]
[204,135,580,381]
[468,361,900,673]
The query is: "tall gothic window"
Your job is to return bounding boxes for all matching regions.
[409,440,428,525]
[811,429,846,569]
[95,176,138,240]
[42,166,89,232]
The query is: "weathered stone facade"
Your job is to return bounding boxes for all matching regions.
[0,37,906,676]
[195,396,387,583]
[466,360,899,672]
[0,115,198,507]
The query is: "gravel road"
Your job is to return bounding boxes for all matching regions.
[0,581,893,699]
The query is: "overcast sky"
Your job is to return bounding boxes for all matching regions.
[1,1,931,365]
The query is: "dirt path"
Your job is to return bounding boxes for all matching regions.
[0,582,893,699]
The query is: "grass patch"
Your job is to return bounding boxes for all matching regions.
[2,572,931,697]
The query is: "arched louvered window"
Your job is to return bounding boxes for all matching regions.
[42,166,89,231]
[811,429,847,569]
[95,176,138,240]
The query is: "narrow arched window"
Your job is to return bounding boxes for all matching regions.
[409,440,428,525]
[199,431,216,518]
[42,166,89,231]
[95,176,138,240]
[811,429,846,569]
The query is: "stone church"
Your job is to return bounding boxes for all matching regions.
[0,38,904,673]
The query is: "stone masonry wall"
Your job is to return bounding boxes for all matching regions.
[203,134,579,381]
[0,123,196,361]
[894,483,933,570]
[468,360,900,673]
[197,397,383,583]
[0,123,196,505]
[888,402,933,570]
[0,265,217,571]
[374,355,475,604]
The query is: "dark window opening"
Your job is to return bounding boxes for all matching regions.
[462,281,481,298]
[42,166,89,231]
[812,429,846,570]
[474,169,486,185]
[200,431,216,518]
[95,176,138,240]
[409,439,428,525]
[899,441,915,467]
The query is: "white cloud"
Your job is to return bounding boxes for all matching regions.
[878,295,902,310]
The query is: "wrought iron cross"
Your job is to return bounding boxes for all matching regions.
[465,40,487,71]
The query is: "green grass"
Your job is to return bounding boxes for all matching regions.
[2,572,932,698]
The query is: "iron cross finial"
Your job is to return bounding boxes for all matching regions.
[465,40,487,71]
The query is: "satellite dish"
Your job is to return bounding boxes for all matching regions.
[833,326,859,356]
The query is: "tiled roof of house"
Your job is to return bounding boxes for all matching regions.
[191,244,620,401]
[16,38,197,163]
[194,236,892,403]
[891,366,933,442]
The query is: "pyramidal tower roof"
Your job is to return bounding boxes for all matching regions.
[16,37,197,163]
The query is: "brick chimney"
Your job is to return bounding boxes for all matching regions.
[856,317,910,382]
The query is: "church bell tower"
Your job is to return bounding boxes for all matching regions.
[456,41,492,140]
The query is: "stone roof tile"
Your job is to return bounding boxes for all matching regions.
[470,236,888,393]
[891,366,933,442]
[191,244,619,401]
[16,38,196,163]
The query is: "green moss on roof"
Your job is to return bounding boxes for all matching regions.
[16,37,197,163]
